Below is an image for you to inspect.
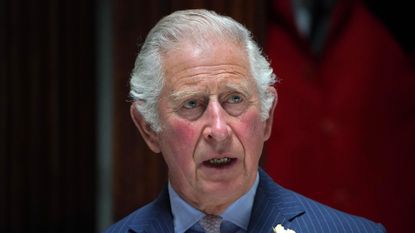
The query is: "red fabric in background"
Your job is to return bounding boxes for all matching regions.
[264,1,415,232]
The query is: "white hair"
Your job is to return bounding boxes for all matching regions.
[130,9,277,132]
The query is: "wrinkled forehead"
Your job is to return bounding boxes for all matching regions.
[160,37,254,90]
[163,36,249,73]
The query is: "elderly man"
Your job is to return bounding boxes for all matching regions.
[104,9,386,233]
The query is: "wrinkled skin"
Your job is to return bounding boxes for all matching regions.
[131,38,277,215]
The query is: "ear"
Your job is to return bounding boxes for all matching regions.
[130,103,161,153]
[263,87,278,141]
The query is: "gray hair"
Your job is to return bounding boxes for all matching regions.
[130,9,277,132]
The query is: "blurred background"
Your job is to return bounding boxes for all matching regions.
[1,0,414,233]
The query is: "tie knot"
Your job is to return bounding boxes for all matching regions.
[199,215,222,233]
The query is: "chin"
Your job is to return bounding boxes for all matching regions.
[203,180,246,199]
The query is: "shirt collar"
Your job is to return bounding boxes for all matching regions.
[221,173,259,230]
[168,172,260,233]
[168,182,204,233]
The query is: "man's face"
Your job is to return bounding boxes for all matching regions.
[134,38,275,214]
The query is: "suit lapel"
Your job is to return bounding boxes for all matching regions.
[124,170,305,233]
[127,187,175,233]
[248,169,305,232]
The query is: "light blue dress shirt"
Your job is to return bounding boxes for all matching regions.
[168,172,259,233]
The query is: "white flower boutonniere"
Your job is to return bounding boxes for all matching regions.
[273,224,296,233]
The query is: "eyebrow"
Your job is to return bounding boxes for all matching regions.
[222,82,253,96]
[170,90,201,100]
[170,88,208,103]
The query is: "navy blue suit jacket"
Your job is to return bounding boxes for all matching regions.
[103,169,386,233]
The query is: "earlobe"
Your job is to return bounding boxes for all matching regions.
[264,87,277,141]
[130,103,161,153]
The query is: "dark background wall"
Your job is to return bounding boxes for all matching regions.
[1,0,96,233]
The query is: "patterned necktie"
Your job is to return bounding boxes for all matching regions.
[199,215,222,233]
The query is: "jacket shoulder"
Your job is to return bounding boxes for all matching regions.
[102,201,159,233]
[255,170,386,233]
[102,187,173,233]
[289,190,387,233]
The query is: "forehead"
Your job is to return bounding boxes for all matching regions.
[161,38,255,92]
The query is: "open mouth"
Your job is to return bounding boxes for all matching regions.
[203,157,236,168]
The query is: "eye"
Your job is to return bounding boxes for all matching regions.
[176,97,207,120]
[223,93,249,116]
[227,94,243,104]
[183,99,199,109]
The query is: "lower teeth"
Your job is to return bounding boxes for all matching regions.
[209,157,231,165]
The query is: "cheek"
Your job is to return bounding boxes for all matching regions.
[162,120,199,159]
[239,111,265,138]
[236,111,266,154]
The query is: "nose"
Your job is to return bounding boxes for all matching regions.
[202,100,231,143]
